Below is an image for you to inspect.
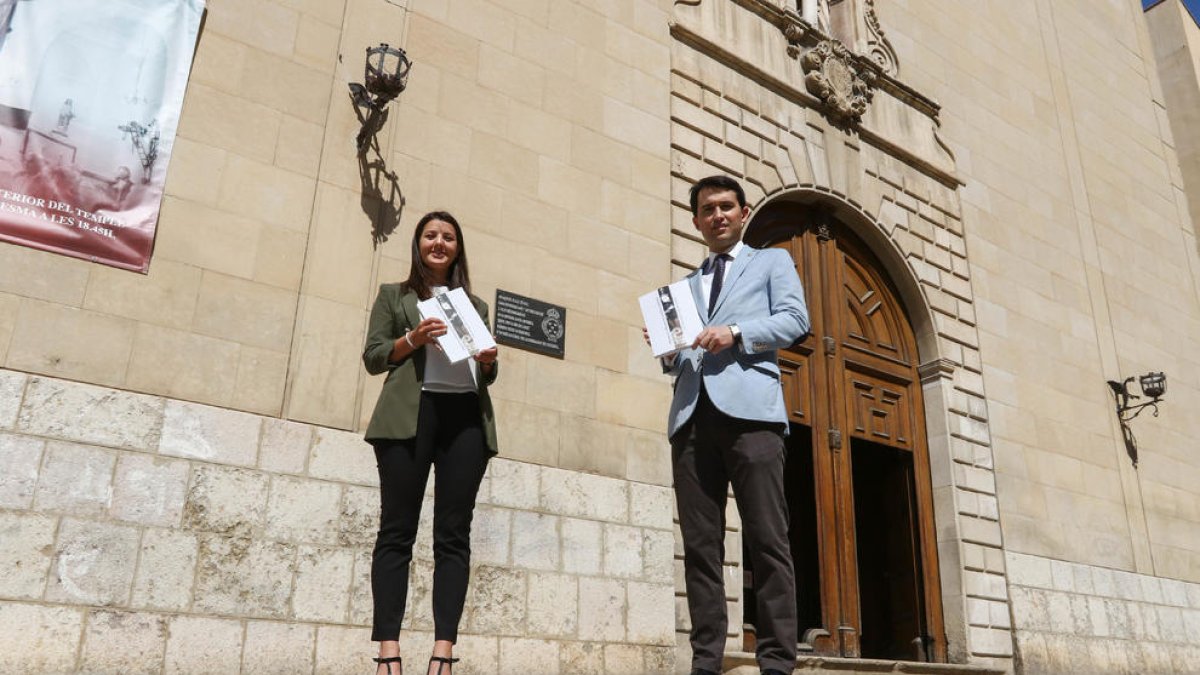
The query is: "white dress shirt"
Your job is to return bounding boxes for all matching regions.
[701,240,744,312]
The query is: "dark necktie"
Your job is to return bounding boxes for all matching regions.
[708,253,730,316]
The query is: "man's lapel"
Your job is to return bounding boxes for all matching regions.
[687,269,705,319]
[710,246,756,318]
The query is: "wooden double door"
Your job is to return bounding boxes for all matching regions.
[742,205,946,661]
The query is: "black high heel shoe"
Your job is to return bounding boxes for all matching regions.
[373,655,402,675]
[429,655,459,675]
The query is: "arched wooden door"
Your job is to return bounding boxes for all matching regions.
[742,203,946,662]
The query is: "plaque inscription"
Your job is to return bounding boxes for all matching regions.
[493,289,566,359]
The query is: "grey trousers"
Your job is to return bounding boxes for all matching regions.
[671,390,798,674]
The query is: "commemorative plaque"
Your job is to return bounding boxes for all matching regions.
[493,290,566,359]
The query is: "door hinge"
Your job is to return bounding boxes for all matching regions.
[828,428,842,450]
[823,335,835,355]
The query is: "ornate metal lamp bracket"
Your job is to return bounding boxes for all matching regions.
[349,43,411,151]
[1106,372,1167,467]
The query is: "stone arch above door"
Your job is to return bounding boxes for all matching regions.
[745,188,938,362]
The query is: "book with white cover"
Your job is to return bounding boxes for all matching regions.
[640,279,704,358]
[417,288,497,364]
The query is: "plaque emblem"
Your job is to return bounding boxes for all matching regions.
[541,308,564,342]
[801,39,877,126]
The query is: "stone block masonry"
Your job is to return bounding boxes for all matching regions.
[0,367,676,674]
[1006,551,1200,674]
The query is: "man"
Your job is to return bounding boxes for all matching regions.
[661,175,809,675]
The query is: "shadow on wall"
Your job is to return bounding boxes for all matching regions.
[353,99,404,247]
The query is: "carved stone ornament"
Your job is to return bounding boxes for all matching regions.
[863,0,899,77]
[784,23,805,59]
[801,40,877,126]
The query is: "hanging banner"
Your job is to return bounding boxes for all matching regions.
[0,0,205,273]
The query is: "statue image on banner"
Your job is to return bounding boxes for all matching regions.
[52,98,74,136]
[0,0,204,273]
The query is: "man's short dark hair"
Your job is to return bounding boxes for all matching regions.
[689,175,747,215]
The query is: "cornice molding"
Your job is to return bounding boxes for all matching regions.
[669,19,824,110]
[729,0,941,119]
[918,357,957,384]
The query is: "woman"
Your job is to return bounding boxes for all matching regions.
[362,211,499,675]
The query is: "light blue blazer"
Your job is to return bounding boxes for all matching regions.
[665,245,810,439]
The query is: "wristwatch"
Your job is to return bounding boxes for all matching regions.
[728,324,742,344]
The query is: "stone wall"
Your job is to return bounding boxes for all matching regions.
[1006,551,1200,673]
[0,0,679,482]
[4,0,1200,672]
[665,0,1200,672]
[0,367,676,674]
[883,0,1200,583]
[1146,0,1200,237]
[0,2,685,668]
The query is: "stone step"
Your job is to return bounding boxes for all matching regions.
[722,652,1008,675]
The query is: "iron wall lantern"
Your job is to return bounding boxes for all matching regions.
[349,43,411,150]
[1106,371,1166,466]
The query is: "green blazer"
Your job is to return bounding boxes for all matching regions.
[362,283,499,454]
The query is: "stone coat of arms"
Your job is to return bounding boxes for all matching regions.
[801,39,877,126]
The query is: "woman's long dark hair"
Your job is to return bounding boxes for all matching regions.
[401,211,472,300]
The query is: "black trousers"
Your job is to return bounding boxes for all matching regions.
[371,391,490,643]
[672,390,797,674]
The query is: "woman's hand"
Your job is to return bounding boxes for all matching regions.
[387,317,448,362]
[408,317,447,347]
[473,346,498,366]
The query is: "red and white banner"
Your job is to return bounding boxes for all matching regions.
[0,0,204,273]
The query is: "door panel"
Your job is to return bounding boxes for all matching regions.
[780,353,813,426]
[844,369,914,450]
[840,252,910,365]
[785,427,825,641]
